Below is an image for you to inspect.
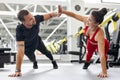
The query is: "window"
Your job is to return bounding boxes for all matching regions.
[101,0,120,3]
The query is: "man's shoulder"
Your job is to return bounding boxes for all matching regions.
[34,15,44,22]
[16,23,24,32]
[34,15,43,18]
[17,23,24,29]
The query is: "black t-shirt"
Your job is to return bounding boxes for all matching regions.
[16,15,44,52]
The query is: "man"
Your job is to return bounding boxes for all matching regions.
[9,10,59,77]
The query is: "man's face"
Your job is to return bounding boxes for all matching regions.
[23,13,36,28]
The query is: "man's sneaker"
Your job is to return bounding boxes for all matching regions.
[52,61,58,69]
[83,62,90,69]
[33,61,38,69]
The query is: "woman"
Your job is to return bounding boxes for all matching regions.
[58,5,109,78]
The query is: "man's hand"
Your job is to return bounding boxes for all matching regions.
[51,12,61,17]
[8,72,22,77]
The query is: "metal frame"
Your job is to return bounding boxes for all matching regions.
[0,0,120,51]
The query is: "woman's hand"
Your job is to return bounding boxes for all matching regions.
[8,72,22,77]
[97,72,107,78]
[58,5,63,14]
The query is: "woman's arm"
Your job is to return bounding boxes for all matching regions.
[58,5,87,25]
[95,29,107,77]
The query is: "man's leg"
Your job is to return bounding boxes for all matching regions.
[37,38,58,69]
[25,52,38,69]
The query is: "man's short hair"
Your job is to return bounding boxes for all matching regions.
[17,10,29,22]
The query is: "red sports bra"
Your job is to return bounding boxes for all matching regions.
[84,26,100,44]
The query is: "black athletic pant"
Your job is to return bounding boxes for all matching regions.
[25,37,54,62]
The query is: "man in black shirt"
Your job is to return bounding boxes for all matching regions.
[9,10,59,77]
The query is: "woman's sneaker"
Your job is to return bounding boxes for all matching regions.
[83,62,90,69]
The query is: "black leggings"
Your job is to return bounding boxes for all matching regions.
[25,37,54,62]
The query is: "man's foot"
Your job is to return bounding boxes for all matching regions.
[83,62,90,69]
[33,61,38,69]
[52,61,58,69]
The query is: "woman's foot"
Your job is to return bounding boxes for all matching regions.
[83,62,90,69]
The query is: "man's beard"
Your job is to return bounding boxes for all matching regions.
[28,23,35,28]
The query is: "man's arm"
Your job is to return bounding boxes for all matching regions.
[43,12,59,21]
[9,41,24,77]
[16,41,24,72]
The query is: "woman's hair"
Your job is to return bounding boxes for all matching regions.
[17,10,29,22]
[91,8,107,24]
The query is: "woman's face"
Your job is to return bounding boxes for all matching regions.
[87,14,98,28]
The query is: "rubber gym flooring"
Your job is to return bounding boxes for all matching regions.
[0,62,120,80]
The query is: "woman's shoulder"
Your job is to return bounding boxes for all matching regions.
[98,27,104,33]
[96,27,104,37]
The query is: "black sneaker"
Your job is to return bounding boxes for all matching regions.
[52,61,58,69]
[83,62,90,69]
[33,61,38,69]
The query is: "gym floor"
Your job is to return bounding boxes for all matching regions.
[0,62,120,80]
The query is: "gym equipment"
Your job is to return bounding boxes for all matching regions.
[69,27,86,63]
[104,12,120,67]
[67,0,84,52]
[101,12,119,30]
[0,48,16,68]
[46,38,67,54]
[109,22,120,67]
[45,26,84,55]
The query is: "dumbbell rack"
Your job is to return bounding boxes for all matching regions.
[0,48,16,68]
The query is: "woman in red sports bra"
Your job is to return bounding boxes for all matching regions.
[58,5,109,78]
[84,26,109,63]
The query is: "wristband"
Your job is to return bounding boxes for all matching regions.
[15,69,21,72]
